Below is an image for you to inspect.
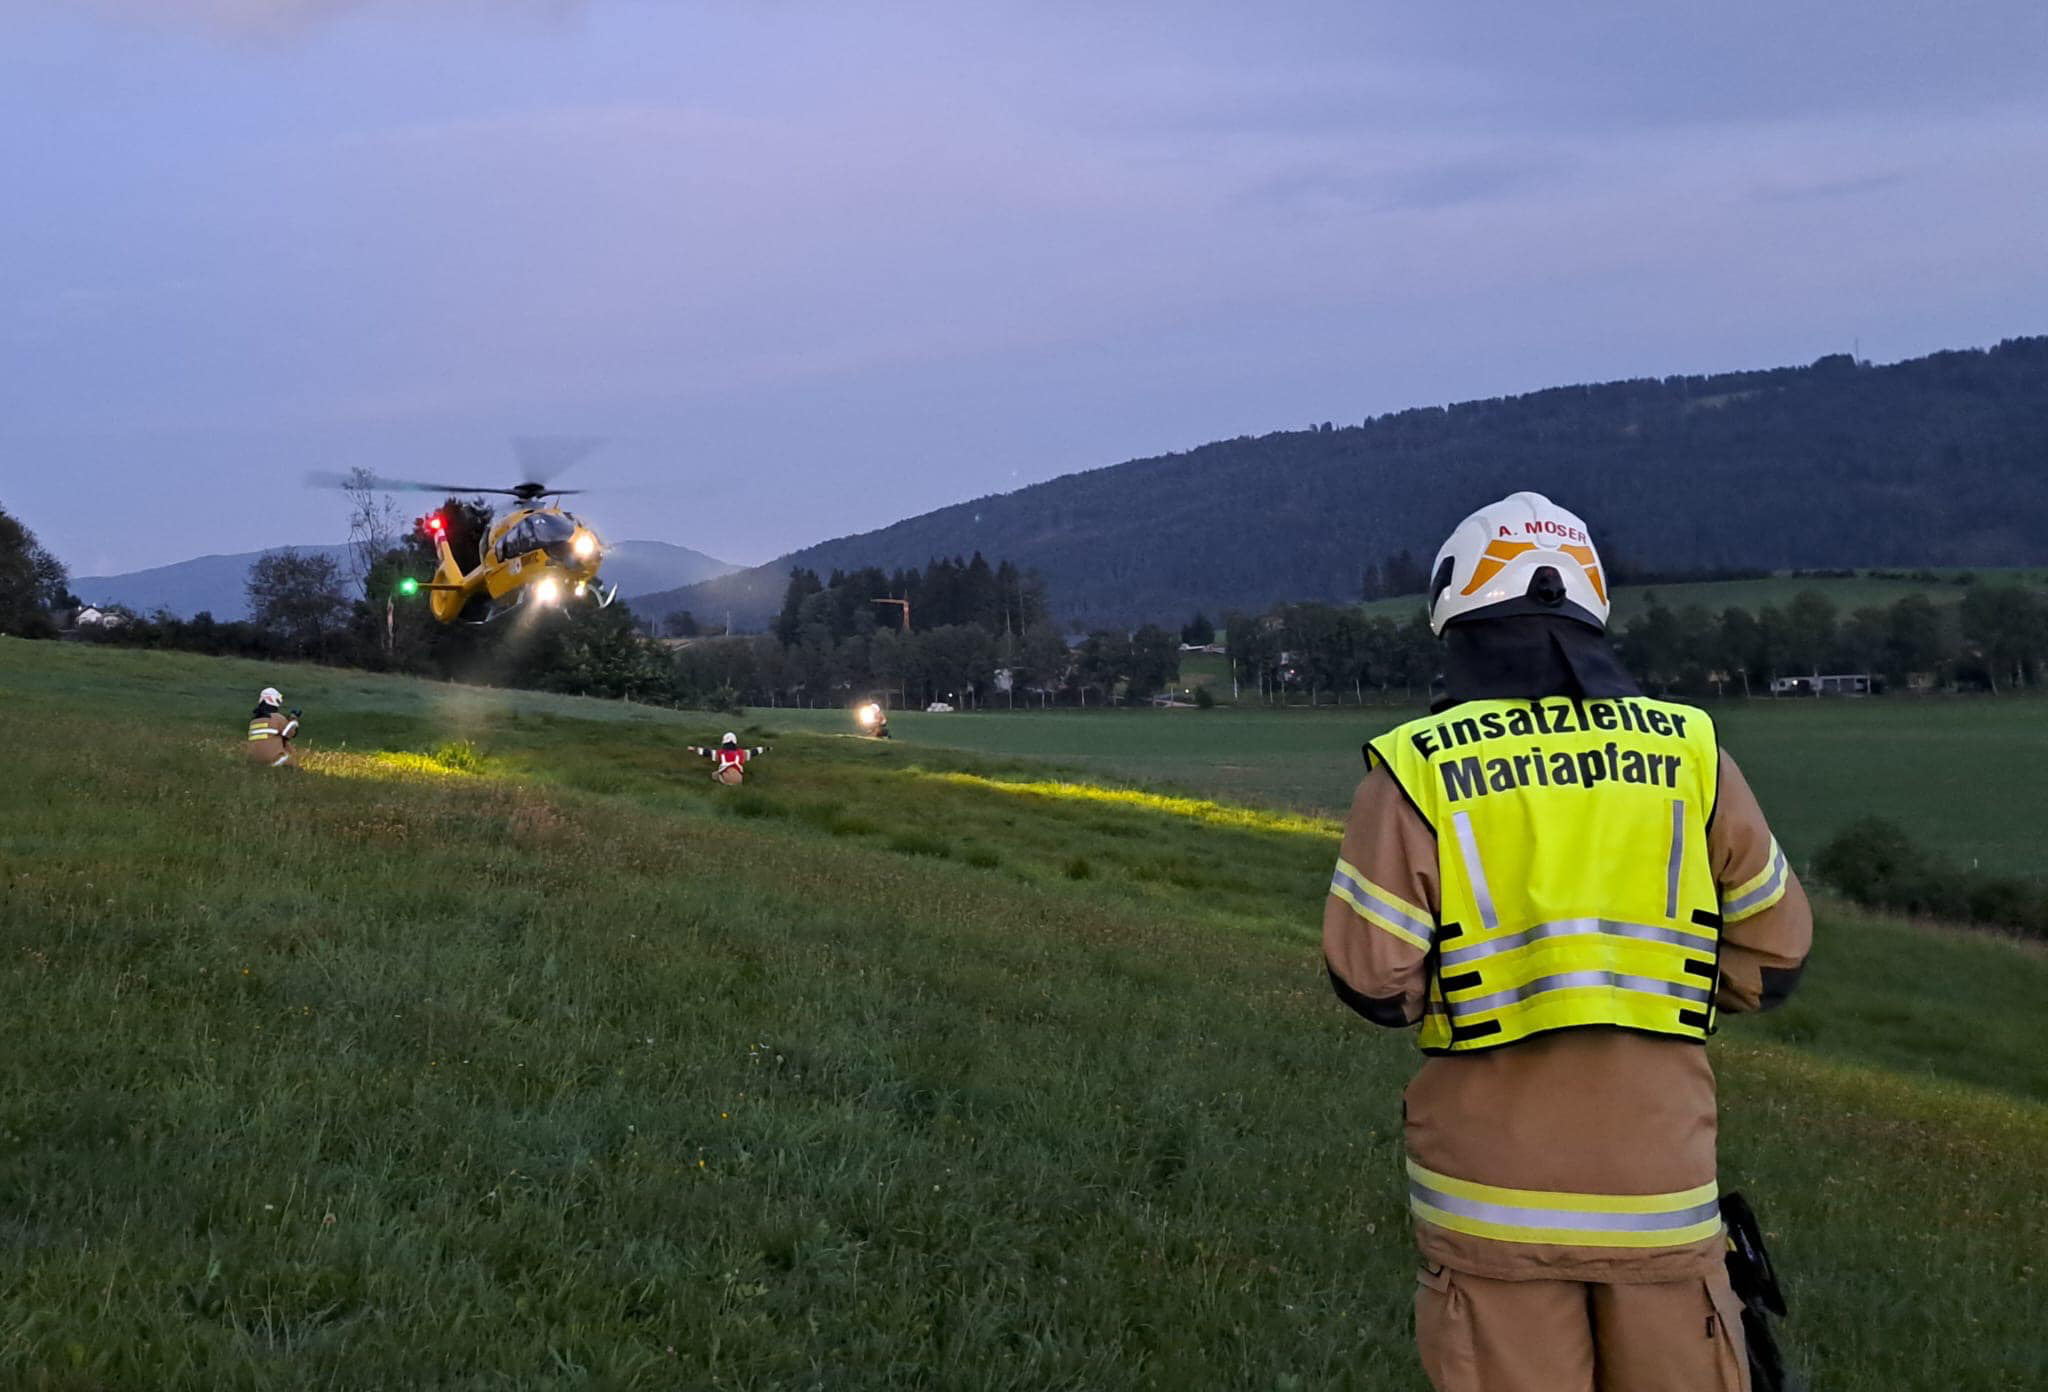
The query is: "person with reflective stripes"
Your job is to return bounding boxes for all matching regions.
[689,732,769,786]
[244,685,301,768]
[1322,492,1811,1392]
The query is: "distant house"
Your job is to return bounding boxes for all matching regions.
[1770,673,1874,697]
[72,606,129,630]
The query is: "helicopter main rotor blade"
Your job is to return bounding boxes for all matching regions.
[511,436,603,485]
[305,470,523,496]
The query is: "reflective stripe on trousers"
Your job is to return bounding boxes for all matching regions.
[1407,1159,1722,1249]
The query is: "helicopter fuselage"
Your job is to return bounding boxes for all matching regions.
[427,504,609,624]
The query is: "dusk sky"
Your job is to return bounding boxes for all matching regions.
[5,1,2046,577]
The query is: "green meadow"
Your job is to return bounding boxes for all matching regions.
[766,698,2048,879]
[1,640,2043,1389]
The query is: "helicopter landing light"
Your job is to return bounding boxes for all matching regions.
[535,577,562,606]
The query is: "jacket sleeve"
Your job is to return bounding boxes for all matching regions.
[1323,765,1440,1028]
[1709,750,1813,1013]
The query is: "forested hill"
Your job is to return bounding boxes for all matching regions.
[632,337,2048,629]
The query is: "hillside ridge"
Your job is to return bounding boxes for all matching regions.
[632,337,2048,629]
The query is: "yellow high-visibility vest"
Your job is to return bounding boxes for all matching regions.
[1366,695,1723,1054]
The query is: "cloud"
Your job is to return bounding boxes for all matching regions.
[1751,170,1911,204]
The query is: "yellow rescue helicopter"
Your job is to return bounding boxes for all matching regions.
[313,445,619,623]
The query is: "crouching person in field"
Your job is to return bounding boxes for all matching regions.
[690,732,768,785]
[246,686,301,767]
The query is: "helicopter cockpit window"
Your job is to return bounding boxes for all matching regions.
[495,512,576,561]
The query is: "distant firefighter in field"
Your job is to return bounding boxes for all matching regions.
[690,732,769,785]
[246,686,301,767]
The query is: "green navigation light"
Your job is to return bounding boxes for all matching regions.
[397,577,420,597]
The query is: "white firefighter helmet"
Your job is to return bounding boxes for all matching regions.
[258,686,284,707]
[1427,492,1610,635]
[721,731,739,746]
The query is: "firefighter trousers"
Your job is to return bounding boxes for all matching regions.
[1415,1264,1750,1392]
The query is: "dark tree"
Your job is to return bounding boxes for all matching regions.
[1125,624,1181,700]
[0,505,71,638]
[1961,585,2047,691]
[246,549,350,657]
[1381,548,1429,597]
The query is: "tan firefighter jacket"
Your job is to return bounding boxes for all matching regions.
[246,709,299,766]
[1324,743,1811,1284]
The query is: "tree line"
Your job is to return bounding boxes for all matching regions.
[1221,580,2048,705]
[1617,584,2047,695]
[669,560,1183,710]
[13,484,2042,714]
[12,482,1192,712]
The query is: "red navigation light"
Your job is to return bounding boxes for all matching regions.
[423,512,447,537]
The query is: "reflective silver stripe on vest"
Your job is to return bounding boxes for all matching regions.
[1330,865,1436,945]
[1450,810,1499,932]
[1408,1178,1724,1235]
[1724,845,1789,919]
[1665,798,1685,920]
[1438,917,1715,970]
[1446,970,1713,1018]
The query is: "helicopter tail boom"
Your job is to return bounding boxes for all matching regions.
[426,535,473,625]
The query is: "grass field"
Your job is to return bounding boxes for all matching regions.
[765,698,2048,878]
[2,640,2045,1389]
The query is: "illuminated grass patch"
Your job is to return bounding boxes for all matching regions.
[916,771,1339,840]
[302,749,479,781]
